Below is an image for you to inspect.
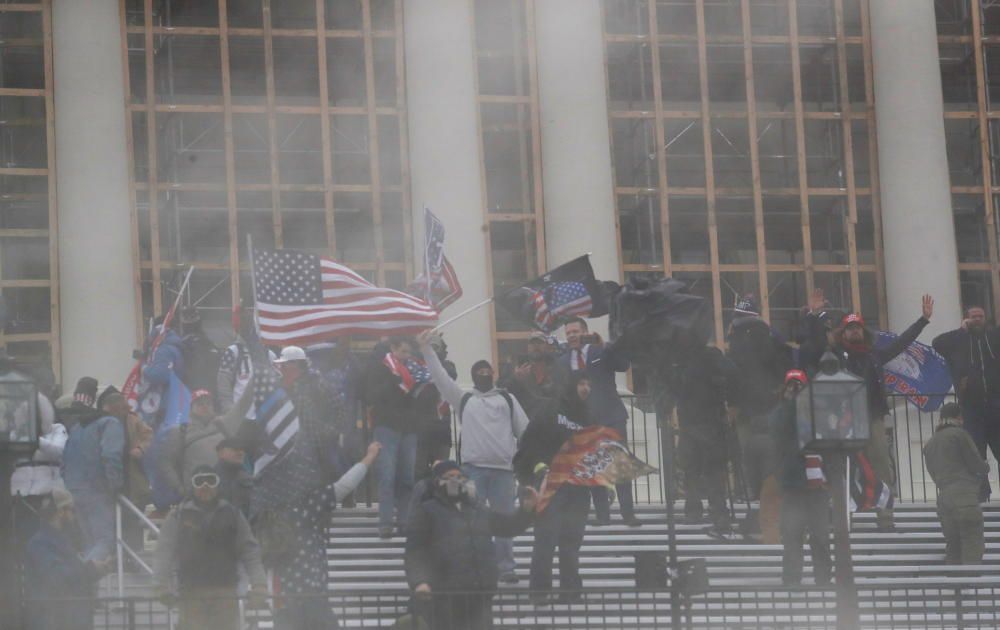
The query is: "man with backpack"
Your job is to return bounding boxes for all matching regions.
[417,331,530,584]
[179,307,221,397]
[725,295,793,539]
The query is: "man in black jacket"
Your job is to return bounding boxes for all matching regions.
[800,289,934,530]
[932,306,1000,474]
[770,370,832,586]
[725,295,792,536]
[365,337,419,538]
[674,343,737,532]
[502,332,563,427]
[406,461,536,630]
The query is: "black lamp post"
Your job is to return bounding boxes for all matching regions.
[0,364,40,630]
[795,351,870,630]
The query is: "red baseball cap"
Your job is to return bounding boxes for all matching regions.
[191,389,213,402]
[841,313,865,328]
[785,369,808,386]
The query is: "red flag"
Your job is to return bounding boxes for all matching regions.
[537,426,657,512]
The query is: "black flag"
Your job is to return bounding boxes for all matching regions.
[498,255,610,333]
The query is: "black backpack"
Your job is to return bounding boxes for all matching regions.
[180,334,221,394]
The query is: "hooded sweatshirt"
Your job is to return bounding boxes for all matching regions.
[422,346,529,471]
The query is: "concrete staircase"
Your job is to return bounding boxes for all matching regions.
[100,502,1000,628]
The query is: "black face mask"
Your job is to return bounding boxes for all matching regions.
[472,374,494,392]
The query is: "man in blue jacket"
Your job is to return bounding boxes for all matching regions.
[558,317,641,527]
[61,395,125,561]
[25,489,111,630]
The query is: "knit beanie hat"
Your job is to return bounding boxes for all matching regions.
[74,377,99,405]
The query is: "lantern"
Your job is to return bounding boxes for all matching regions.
[0,369,38,455]
[795,352,871,451]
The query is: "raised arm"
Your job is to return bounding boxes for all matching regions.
[875,296,932,364]
[419,338,466,408]
[332,442,381,501]
[219,383,255,435]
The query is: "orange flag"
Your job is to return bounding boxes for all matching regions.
[536,426,657,512]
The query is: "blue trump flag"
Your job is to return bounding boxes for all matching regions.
[875,331,953,412]
[143,371,191,509]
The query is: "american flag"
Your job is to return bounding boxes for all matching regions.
[532,281,593,331]
[246,327,299,477]
[252,247,438,346]
[383,354,432,395]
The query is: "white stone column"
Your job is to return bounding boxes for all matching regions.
[404,0,493,377]
[535,0,621,339]
[52,0,138,387]
[870,0,961,337]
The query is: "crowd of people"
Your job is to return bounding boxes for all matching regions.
[9,284,999,629]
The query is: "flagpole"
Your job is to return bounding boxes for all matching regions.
[158,265,194,334]
[246,234,260,337]
[429,297,493,333]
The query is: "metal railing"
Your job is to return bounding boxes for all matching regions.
[26,582,1000,629]
[616,392,1000,506]
[113,495,160,599]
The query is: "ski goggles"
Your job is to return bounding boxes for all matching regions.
[191,472,220,489]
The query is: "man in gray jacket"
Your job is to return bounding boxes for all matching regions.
[155,465,267,630]
[160,388,252,502]
[417,331,530,582]
[924,403,991,564]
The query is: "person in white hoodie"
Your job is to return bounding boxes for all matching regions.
[11,392,63,542]
[416,331,530,583]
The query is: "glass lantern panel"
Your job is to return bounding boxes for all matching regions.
[0,375,38,447]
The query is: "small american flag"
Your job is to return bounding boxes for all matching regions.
[382,353,432,396]
[252,247,438,346]
[532,281,593,331]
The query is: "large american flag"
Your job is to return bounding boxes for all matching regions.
[532,281,593,331]
[252,247,438,346]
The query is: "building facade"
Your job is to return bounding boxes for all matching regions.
[1,0,994,388]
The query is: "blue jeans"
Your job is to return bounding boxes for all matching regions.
[374,426,417,529]
[463,464,516,575]
[68,488,115,561]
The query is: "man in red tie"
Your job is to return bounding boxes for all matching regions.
[558,317,641,527]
